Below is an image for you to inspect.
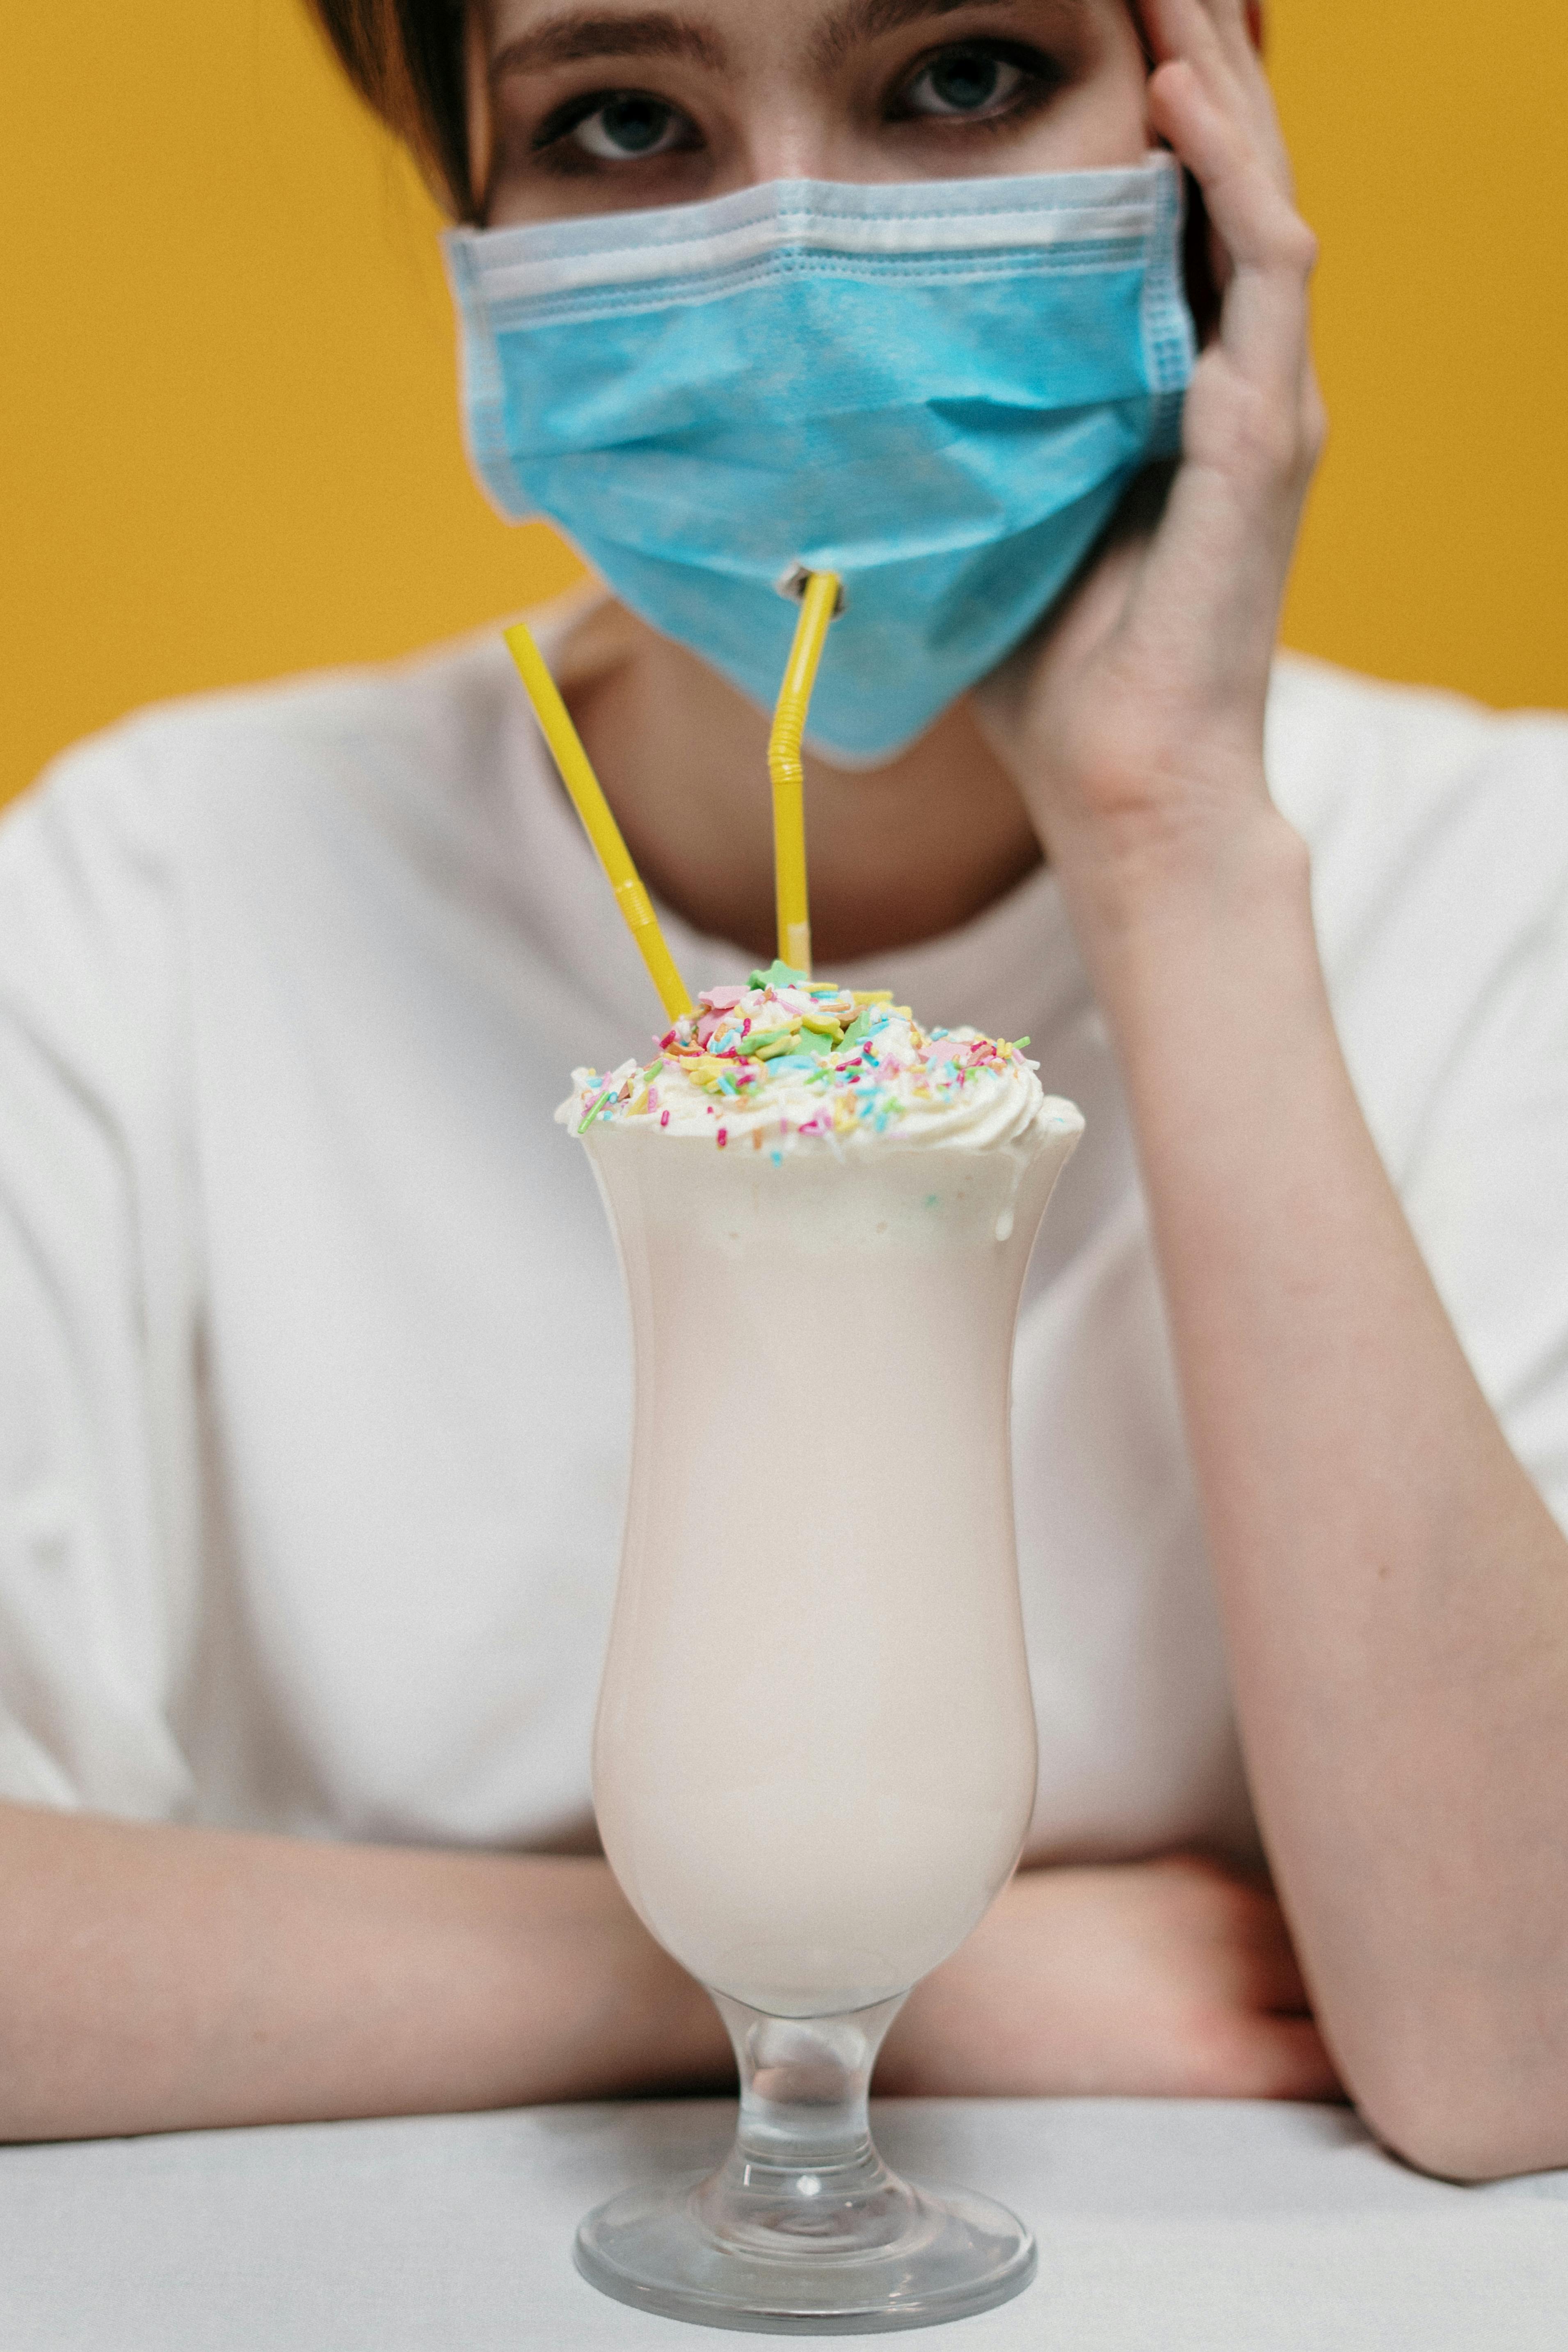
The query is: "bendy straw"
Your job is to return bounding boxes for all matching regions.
[768,570,842,978]
[503,622,694,1023]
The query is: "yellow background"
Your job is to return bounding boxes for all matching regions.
[4,1,1566,810]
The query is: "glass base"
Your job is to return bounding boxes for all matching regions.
[575,2168,1036,2336]
[573,1993,1037,2334]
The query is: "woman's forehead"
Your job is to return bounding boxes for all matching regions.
[484,0,1127,62]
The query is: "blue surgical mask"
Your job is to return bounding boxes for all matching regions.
[445,157,1194,763]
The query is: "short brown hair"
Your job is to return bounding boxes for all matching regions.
[303,1,475,219]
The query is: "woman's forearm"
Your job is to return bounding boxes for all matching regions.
[1073,806,1568,2180]
[0,1801,730,2141]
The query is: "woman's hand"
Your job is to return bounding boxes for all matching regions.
[967,2,1568,2186]
[878,1853,1341,2102]
[979,0,1324,903]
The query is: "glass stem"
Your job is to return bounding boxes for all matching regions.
[697,1990,910,2242]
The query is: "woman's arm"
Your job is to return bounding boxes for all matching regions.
[1086,810,1568,2183]
[0,1801,728,2140]
[985,0,1568,2181]
[0,1803,1335,2139]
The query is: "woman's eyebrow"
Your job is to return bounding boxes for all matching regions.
[489,11,729,82]
[810,0,1038,75]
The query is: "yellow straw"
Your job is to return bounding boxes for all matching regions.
[768,570,841,978]
[503,622,694,1023]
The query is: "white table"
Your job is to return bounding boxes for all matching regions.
[1,2098,1564,2350]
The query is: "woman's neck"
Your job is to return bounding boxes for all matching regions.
[559,600,1043,969]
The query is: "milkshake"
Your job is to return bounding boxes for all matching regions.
[562,963,1083,2332]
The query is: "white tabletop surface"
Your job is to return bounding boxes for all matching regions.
[1,2096,1564,2350]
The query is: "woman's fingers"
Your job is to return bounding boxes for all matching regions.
[1198,2012,1345,2102]
[1146,1861,1342,2098]
[990,3,1323,855]
[1142,0,1294,188]
[1129,7,1322,643]
[1150,78,1319,544]
[1141,0,1248,119]
[1148,58,1316,386]
[1230,1890,1317,2015]
[1146,1856,1315,2012]
[1141,0,1318,458]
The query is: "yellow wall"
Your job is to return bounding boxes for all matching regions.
[4,2,1565,811]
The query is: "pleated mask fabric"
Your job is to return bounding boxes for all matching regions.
[445,156,1195,763]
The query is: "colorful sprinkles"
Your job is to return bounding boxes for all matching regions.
[565,960,1038,1150]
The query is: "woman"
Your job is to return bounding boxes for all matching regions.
[2,0,1566,2180]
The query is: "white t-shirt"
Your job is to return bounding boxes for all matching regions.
[3,615,1567,1867]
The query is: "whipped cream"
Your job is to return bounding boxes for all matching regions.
[558,961,1078,1156]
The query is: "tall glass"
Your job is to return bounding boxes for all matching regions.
[576,1106,1082,2332]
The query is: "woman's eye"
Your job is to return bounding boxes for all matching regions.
[557,91,693,163]
[901,46,1029,120]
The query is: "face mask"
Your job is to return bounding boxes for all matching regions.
[444,156,1194,764]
